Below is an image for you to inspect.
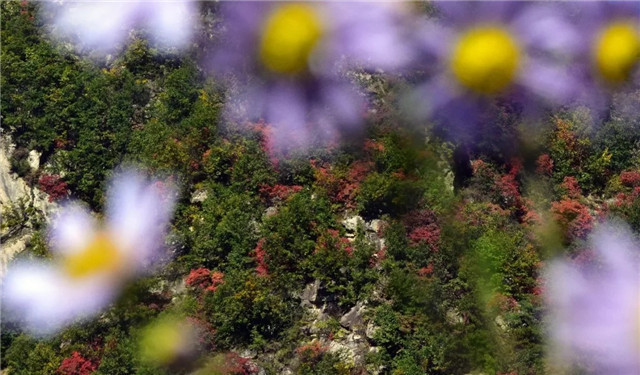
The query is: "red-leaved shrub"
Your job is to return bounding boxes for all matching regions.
[551,199,593,240]
[207,271,225,292]
[253,239,269,276]
[38,174,69,202]
[259,184,303,203]
[561,176,582,199]
[186,268,224,292]
[620,170,640,187]
[535,154,554,176]
[186,268,213,288]
[417,264,434,277]
[296,341,328,361]
[224,352,259,375]
[316,229,353,256]
[312,160,372,208]
[57,352,97,375]
[403,209,441,251]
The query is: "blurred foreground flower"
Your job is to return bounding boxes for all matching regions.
[211,2,412,151]
[405,1,578,126]
[139,315,213,372]
[546,225,640,374]
[3,169,175,335]
[564,2,640,111]
[42,0,198,53]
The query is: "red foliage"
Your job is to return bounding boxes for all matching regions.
[370,246,386,268]
[417,264,434,277]
[186,268,213,288]
[496,173,522,209]
[404,209,441,251]
[535,154,554,176]
[206,271,225,292]
[317,229,353,256]
[202,148,212,161]
[551,199,593,239]
[251,121,278,166]
[296,341,328,360]
[224,352,259,375]
[407,226,440,250]
[471,159,487,175]
[364,139,385,153]
[470,158,533,221]
[520,201,541,227]
[555,119,580,154]
[337,161,373,207]
[186,268,224,292]
[620,170,640,187]
[259,184,302,203]
[189,160,200,171]
[54,138,71,150]
[312,160,372,208]
[508,158,523,176]
[253,239,269,277]
[561,176,582,199]
[488,293,520,313]
[57,352,97,375]
[38,174,69,202]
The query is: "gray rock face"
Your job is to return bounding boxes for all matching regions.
[340,301,366,330]
[341,215,364,233]
[365,321,380,340]
[27,150,40,171]
[264,206,278,218]
[446,308,466,325]
[190,188,208,203]
[0,135,58,275]
[367,219,384,233]
[300,279,320,306]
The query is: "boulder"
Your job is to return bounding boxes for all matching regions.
[340,301,366,330]
[341,215,364,233]
[190,188,208,203]
[27,150,40,171]
[300,279,320,306]
[367,219,384,233]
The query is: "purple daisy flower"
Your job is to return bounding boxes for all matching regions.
[42,0,199,54]
[561,2,640,114]
[404,1,580,128]
[545,224,640,374]
[2,169,175,335]
[208,2,413,152]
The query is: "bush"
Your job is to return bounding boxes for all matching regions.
[38,174,69,202]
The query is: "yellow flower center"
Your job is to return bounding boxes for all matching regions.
[259,4,323,75]
[594,21,640,84]
[63,233,123,279]
[451,26,521,95]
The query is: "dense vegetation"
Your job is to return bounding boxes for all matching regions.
[2,2,640,374]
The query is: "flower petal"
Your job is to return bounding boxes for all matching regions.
[3,262,116,336]
[520,59,577,104]
[44,1,139,52]
[106,170,175,271]
[49,203,97,256]
[145,1,197,50]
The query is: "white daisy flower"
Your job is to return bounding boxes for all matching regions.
[42,0,198,53]
[2,169,175,335]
